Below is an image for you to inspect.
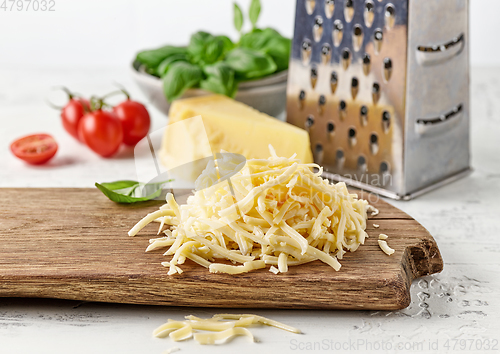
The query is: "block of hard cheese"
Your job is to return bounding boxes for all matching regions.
[160,95,313,175]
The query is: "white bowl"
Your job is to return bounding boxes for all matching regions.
[131,61,288,118]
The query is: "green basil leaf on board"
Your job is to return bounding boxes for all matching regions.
[233,3,244,33]
[95,179,173,204]
[201,62,238,97]
[156,54,190,77]
[136,46,188,71]
[224,47,277,80]
[262,36,291,72]
[249,0,262,29]
[163,61,203,102]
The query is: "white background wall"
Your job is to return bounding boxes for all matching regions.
[0,0,496,68]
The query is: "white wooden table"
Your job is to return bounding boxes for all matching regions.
[0,66,498,354]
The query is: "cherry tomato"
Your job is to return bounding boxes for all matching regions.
[61,98,90,141]
[10,134,58,165]
[113,99,151,146]
[78,110,123,157]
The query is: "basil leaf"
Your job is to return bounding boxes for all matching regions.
[204,39,225,65]
[201,62,238,97]
[233,3,244,32]
[262,36,291,72]
[95,179,172,204]
[225,48,277,80]
[216,35,235,56]
[239,28,280,51]
[249,0,261,29]
[162,61,203,102]
[157,54,190,77]
[188,32,231,66]
[188,31,214,65]
[136,46,188,71]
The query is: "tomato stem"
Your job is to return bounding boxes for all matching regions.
[53,86,75,100]
[113,83,131,100]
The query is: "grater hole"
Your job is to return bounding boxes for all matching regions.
[318,95,326,115]
[363,53,371,75]
[342,48,351,70]
[383,57,393,82]
[360,105,368,126]
[315,143,324,164]
[301,40,312,65]
[380,161,390,174]
[321,43,332,64]
[305,115,315,132]
[327,121,335,133]
[336,149,345,168]
[333,20,344,47]
[364,0,375,28]
[298,90,306,110]
[305,0,316,15]
[348,127,357,147]
[374,29,383,54]
[311,67,318,89]
[353,25,364,52]
[344,0,354,23]
[385,4,396,29]
[330,71,338,94]
[357,156,367,172]
[325,0,335,19]
[372,82,381,104]
[339,100,347,120]
[370,133,379,154]
[313,16,324,42]
[351,77,359,100]
[382,111,391,132]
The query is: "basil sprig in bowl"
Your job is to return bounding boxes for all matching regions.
[131,0,291,117]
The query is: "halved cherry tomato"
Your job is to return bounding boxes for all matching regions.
[61,98,90,141]
[10,134,58,165]
[113,99,150,146]
[78,110,123,157]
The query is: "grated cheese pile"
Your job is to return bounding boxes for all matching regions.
[129,146,371,275]
[154,314,301,345]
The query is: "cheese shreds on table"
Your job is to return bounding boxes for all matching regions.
[129,146,371,274]
[153,314,301,345]
[378,240,395,255]
[379,233,388,240]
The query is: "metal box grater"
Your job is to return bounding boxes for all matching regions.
[286,0,471,200]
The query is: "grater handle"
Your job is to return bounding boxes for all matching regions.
[415,104,463,136]
[416,34,464,66]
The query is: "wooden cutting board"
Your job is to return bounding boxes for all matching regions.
[0,188,442,310]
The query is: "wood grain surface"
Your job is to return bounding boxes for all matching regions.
[0,188,443,310]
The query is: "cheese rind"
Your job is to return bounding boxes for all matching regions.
[161,95,313,174]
